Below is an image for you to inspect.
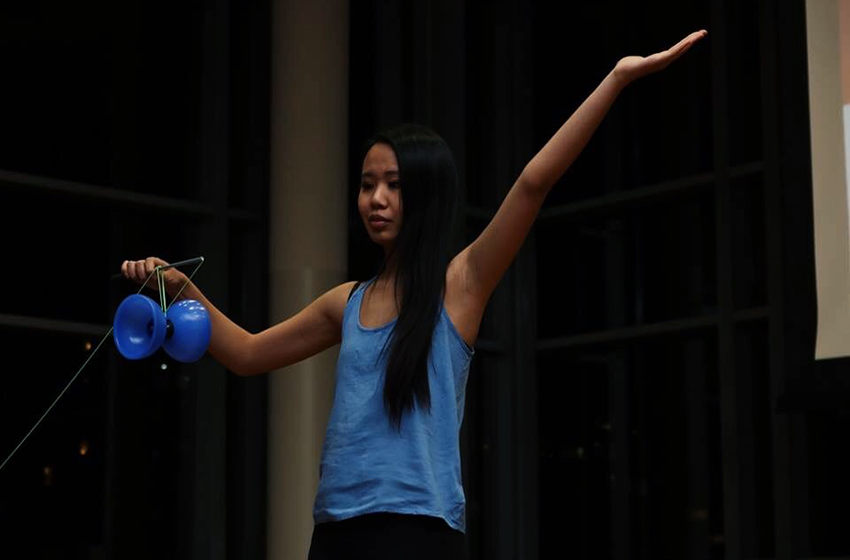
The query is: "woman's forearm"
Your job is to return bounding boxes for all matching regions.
[171,281,256,375]
[519,30,707,195]
[520,69,627,194]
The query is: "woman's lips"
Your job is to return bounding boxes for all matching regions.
[369,216,391,228]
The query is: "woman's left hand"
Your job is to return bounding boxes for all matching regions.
[613,30,707,86]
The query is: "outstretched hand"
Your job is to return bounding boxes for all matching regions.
[613,30,707,86]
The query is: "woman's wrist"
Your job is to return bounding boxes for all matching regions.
[167,276,196,300]
[608,65,632,91]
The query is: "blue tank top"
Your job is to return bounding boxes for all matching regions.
[313,278,474,532]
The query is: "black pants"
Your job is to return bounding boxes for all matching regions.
[307,513,467,560]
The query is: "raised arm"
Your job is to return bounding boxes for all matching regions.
[460,30,707,302]
[122,257,354,376]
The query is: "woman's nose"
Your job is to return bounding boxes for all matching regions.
[370,183,389,206]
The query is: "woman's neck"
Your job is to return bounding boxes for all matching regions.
[373,270,397,291]
[372,266,402,310]
[379,250,399,279]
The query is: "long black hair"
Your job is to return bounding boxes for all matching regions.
[366,124,459,429]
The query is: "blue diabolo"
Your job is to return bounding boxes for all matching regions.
[163,299,211,363]
[113,294,211,363]
[113,294,167,360]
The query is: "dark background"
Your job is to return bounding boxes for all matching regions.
[1,0,847,559]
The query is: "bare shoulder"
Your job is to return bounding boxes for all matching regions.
[317,280,360,329]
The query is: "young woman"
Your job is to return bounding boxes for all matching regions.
[122,30,707,560]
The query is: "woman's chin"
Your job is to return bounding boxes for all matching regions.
[369,234,396,253]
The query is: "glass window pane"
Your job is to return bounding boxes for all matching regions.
[806,408,850,556]
[538,348,612,559]
[0,4,198,198]
[726,0,763,166]
[731,175,767,310]
[537,332,722,559]
[0,330,108,555]
[0,191,190,325]
[628,333,722,559]
[537,189,716,339]
[734,320,775,558]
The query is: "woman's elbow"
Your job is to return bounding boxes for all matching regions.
[517,168,549,196]
[223,334,258,376]
[230,359,263,377]
[230,364,254,377]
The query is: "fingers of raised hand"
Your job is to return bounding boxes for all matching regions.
[671,30,707,55]
[656,30,707,68]
[616,30,706,84]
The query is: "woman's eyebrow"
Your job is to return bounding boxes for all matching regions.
[361,169,399,178]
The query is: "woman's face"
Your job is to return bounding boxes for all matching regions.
[359,143,402,252]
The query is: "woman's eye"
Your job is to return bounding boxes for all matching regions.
[388,181,400,190]
[360,182,374,191]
